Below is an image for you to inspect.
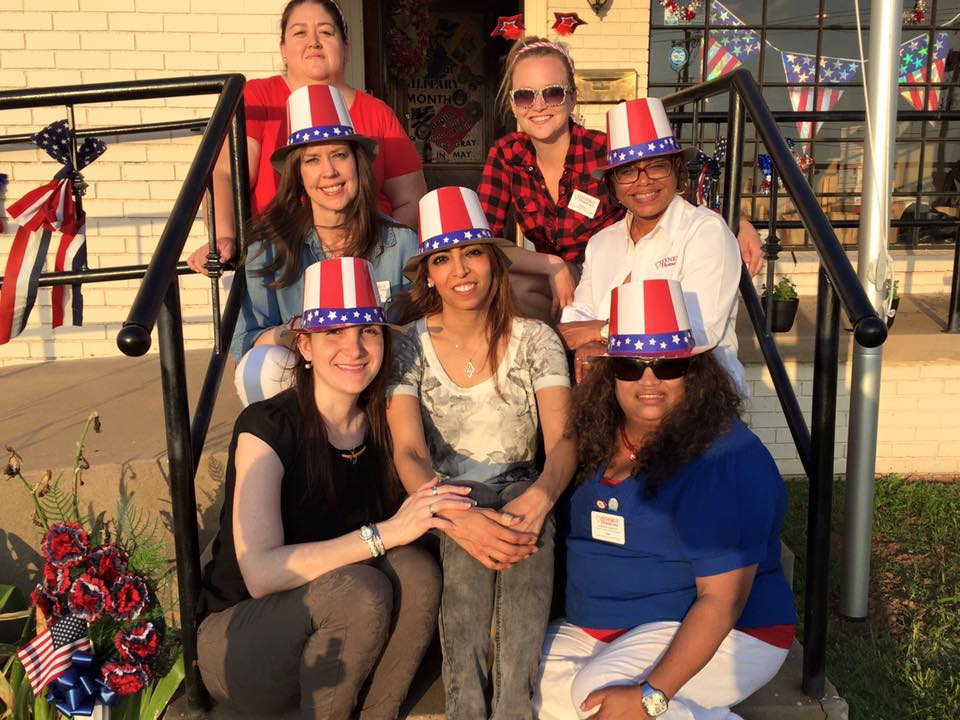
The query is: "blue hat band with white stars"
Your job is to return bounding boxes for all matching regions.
[420,227,493,253]
[606,136,680,167]
[288,124,356,145]
[608,329,695,356]
[302,306,385,330]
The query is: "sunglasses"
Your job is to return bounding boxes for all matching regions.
[610,356,691,381]
[510,84,572,109]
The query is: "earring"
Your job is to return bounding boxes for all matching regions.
[304,360,312,369]
[427,279,435,288]
[281,60,288,76]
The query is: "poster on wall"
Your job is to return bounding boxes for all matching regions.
[406,13,486,164]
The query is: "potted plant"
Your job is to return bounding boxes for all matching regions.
[884,279,900,329]
[761,276,800,333]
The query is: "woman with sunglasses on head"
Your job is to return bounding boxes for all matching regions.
[557,98,746,394]
[199,257,475,720]
[187,0,426,274]
[231,84,419,406]
[386,187,577,719]
[478,37,763,323]
[536,279,796,720]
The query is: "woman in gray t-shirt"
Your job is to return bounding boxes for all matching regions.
[387,186,576,719]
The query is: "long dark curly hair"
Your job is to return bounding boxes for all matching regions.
[568,351,742,498]
[291,329,401,514]
[247,142,396,289]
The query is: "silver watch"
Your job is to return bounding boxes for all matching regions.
[639,682,669,717]
[359,525,381,558]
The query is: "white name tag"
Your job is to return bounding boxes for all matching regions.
[591,510,625,545]
[377,280,392,304]
[568,189,601,219]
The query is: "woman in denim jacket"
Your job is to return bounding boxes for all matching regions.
[231,84,418,405]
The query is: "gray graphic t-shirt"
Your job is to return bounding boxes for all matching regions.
[388,317,570,485]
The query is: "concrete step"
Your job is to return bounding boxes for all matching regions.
[164,640,846,720]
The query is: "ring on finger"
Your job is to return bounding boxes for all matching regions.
[430,486,439,496]
[428,503,435,515]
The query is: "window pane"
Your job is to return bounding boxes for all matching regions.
[821,0,870,26]
[709,0,763,26]
[766,0,821,25]
[937,1,960,24]
[649,30,705,86]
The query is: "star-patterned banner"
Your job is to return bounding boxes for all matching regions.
[704,1,761,81]
[899,32,950,111]
[781,52,862,140]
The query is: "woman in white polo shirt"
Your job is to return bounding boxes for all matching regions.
[556,98,745,394]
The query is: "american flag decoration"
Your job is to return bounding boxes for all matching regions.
[16,614,92,695]
[692,137,726,208]
[606,279,697,358]
[416,186,493,253]
[594,98,681,177]
[298,257,387,331]
[781,52,862,141]
[0,120,105,345]
[703,1,761,81]
[899,32,949,112]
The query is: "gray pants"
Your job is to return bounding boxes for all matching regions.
[438,479,556,720]
[197,545,441,720]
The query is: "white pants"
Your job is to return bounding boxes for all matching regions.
[234,344,297,407]
[534,620,789,720]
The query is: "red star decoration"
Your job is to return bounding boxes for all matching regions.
[552,12,587,36]
[490,14,525,40]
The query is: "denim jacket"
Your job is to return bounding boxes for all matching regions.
[230,219,419,360]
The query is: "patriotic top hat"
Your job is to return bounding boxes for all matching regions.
[402,186,518,280]
[592,97,693,179]
[594,279,714,359]
[270,84,377,172]
[283,257,398,341]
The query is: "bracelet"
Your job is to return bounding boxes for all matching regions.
[370,524,386,557]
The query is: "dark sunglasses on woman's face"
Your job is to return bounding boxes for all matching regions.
[510,85,571,109]
[610,356,691,381]
[612,159,674,184]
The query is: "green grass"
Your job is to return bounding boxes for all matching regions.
[782,476,960,719]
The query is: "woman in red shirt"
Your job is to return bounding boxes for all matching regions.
[478,37,763,322]
[188,0,427,273]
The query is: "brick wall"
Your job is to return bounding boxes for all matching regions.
[0,0,364,366]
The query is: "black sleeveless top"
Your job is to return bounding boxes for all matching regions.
[201,389,395,614]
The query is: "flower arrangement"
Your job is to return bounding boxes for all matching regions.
[2,413,183,720]
[903,0,927,24]
[661,0,703,23]
[386,0,430,80]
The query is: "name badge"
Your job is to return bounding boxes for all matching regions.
[568,189,600,219]
[590,511,625,545]
[377,280,392,304]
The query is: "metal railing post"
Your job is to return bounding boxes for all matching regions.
[157,280,207,712]
[802,267,841,698]
[764,166,781,333]
[948,225,960,333]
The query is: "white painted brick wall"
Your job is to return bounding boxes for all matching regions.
[0,0,364,367]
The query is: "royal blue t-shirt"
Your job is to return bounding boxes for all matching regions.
[565,419,797,630]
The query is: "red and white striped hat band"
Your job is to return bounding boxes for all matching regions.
[300,257,386,330]
[604,97,681,167]
[417,186,493,251]
[607,279,696,358]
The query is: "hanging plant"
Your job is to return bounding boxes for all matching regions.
[386,0,430,80]
[903,0,927,24]
[661,0,703,23]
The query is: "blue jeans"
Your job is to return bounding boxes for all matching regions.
[438,476,556,720]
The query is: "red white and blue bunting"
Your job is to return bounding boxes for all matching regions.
[0,121,105,344]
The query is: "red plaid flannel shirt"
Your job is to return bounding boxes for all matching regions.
[477,123,625,265]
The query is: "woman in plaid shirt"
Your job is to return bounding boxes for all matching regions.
[478,37,763,324]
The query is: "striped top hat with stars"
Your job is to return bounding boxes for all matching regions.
[270,84,377,172]
[402,186,518,280]
[592,97,695,179]
[595,279,714,359]
[284,257,399,340]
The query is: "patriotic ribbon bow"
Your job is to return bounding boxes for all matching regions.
[693,138,726,209]
[0,120,106,344]
[756,138,813,195]
[45,651,118,717]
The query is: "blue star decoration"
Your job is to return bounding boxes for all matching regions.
[31,120,106,170]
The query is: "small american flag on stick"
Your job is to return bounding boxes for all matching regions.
[16,614,92,695]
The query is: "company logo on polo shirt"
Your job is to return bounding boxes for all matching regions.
[655,255,677,269]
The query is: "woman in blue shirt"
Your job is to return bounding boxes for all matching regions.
[535,279,796,720]
[232,84,418,405]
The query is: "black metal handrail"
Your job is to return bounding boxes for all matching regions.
[0,74,250,712]
[663,68,888,698]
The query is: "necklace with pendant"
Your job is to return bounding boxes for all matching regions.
[620,426,641,461]
[339,442,366,464]
[452,335,484,379]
